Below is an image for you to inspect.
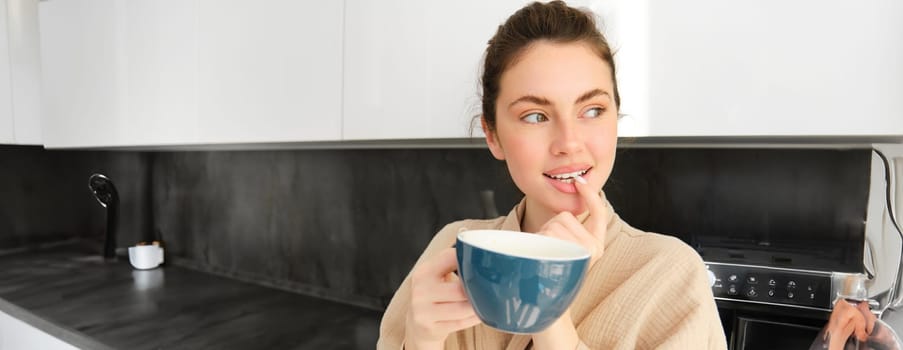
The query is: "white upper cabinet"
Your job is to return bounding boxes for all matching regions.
[343,0,527,140]
[121,0,198,146]
[36,0,903,147]
[643,0,903,137]
[196,0,343,143]
[40,0,342,147]
[0,0,16,144]
[40,0,123,147]
[7,0,42,145]
[40,0,196,148]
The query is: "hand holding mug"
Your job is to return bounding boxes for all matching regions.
[405,248,481,349]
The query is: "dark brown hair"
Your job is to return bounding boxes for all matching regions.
[480,1,620,133]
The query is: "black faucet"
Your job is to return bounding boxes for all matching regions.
[88,174,119,260]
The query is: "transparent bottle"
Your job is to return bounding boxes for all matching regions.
[810,274,902,350]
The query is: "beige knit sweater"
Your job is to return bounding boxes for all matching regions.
[378,197,728,349]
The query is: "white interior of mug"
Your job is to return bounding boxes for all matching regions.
[458,229,590,261]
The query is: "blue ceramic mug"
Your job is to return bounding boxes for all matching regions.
[455,229,590,334]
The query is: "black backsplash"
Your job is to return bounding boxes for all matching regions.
[148,149,521,309]
[0,145,150,250]
[0,145,873,310]
[0,146,521,310]
[605,148,871,273]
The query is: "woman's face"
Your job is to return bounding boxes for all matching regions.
[486,41,618,216]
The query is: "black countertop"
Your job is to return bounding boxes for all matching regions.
[0,244,383,349]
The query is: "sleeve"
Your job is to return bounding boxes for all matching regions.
[377,222,464,350]
[653,298,727,350]
[651,245,728,350]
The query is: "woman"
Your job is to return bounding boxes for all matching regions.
[378,2,727,349]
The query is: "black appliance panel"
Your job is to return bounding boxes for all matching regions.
[709,263,832,309]
[735,316,822,350]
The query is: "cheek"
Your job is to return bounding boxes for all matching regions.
[588,122,618,180]
[497,133,545,188]
[502,136,543,170]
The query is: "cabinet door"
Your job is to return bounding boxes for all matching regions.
[7,0,42,145]
[40,0,197,148]
[0,0,15,144]
[646,0,903,137]
[343,0,527,141]
[0,311,78,350]
[197,0,343,143]
[122,0,198,145]
[39,0,125,148]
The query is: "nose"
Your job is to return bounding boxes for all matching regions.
[550,119,583,155]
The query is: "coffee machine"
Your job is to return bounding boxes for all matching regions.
[605,144,903,349]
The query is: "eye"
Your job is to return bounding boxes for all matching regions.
[582,107,605,119]
[521,112,549,124]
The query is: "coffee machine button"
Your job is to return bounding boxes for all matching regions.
[768,278,777,287]
[806,284,816,292]
[746,287,758,298]
[728,274,738,283]
[727,285,739,296]
[787,280,797,290]
[767,289,775,297]
[788,291,795,299]
[809,292,816,300]
[746,275,758,284]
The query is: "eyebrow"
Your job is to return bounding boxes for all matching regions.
[508,95,551,109]
[575,89,609,105]
[507,89,610,109]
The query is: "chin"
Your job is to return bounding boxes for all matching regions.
[547,196,587,216]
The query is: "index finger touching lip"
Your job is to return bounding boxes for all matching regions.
[574,175,608,234]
